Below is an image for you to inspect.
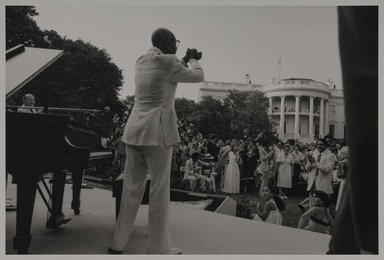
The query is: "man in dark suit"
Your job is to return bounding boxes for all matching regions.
[328,6,378,254]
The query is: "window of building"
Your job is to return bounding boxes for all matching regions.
[329,105,336,117]
[329,124,335,137]
[315,123,319,136]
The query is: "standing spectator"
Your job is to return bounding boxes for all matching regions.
[273,141,284,182]
[196,134,206,153]
[242,140,260,193]
[252,183,285,225]
[178,140,189,173]
[306,139,336,195]
[109,28,203,255]
[170,145,181,189]
[218,140,231,191]
[216,139,224,176]
[258,141,275,197]
[312,135,319,145]
[206,134,220,191]
[275,144,294,199]
[298,190,333,234]
[112,114,120,134]
[237,140,245,180]
[206,134,220,166]
[308,142,316,157]
[335,146,348,211]
[299,139,337,211]
[223,144,242,194]
[292,144,305,194]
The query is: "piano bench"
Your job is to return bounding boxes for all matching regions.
[112,178,151,220]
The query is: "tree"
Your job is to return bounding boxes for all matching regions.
[223,90,276,139]
[5,6,48,49]
[174,98,197,121]
[6,6,125,118]
[192,96,232,139]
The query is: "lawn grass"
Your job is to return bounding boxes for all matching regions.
[224,191,308,229]
[85,177,310,229]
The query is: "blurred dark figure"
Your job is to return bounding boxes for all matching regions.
[328,6,378,254]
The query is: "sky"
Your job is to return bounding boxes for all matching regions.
[28,1,343,101]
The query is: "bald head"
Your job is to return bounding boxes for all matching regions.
[151,28,178,54]
[22,94,35,106]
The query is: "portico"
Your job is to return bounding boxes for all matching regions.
[262,79,337,143]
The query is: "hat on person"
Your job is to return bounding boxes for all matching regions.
[203,153,214,160]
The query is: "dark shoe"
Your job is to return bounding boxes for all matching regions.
[108,247,123,254]
[164,248,182,254]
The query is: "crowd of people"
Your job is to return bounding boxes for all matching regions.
[91,98,348,237]
[156,119,348,235]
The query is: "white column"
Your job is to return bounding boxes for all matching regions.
[279,96,285,137]
[324,100,329,136]
[294,95,300,139]
[268,97,272,115]
[319,98,324,137]
[309,96,314,139]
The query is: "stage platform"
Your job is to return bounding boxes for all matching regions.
[5,177,331,255]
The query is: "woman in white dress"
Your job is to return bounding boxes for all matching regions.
[223,144,242,194]
[252,184,285,225]
[275,144,294,199]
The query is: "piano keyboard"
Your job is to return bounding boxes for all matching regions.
[90,151,114,158]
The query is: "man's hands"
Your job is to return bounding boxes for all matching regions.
[183,48,203,63]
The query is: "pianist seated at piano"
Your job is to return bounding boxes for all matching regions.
[17,93,42,113]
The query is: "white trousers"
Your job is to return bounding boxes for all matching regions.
[111,143,173,254]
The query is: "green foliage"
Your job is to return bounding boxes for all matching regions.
[223,90,276,139]
[174,92,276,141]
[5,6,47,49]
[6,6,125,117]
[192,96,232,139]
[174,98,197,121]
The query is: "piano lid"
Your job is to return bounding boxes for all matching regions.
[6,44,64,99]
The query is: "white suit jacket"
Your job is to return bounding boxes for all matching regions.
[122,47,204,146]
[305,148,337,194]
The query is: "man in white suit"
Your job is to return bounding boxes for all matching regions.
[299,139,337,212]
[109,28,204,254]
[305,139,337,195]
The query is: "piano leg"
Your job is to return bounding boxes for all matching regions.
[46,171,69,229]
[71,168,83,215]
[112,179,123,220]
[13,182,37,254]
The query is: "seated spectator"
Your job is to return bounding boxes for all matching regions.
[298,190,333,234]
[251,183,284,225]
[200,153,217,192]
[184,152,213,192]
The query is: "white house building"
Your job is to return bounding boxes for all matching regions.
[198,78,346,143]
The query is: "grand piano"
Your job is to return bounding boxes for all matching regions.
[6,45,116,254]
